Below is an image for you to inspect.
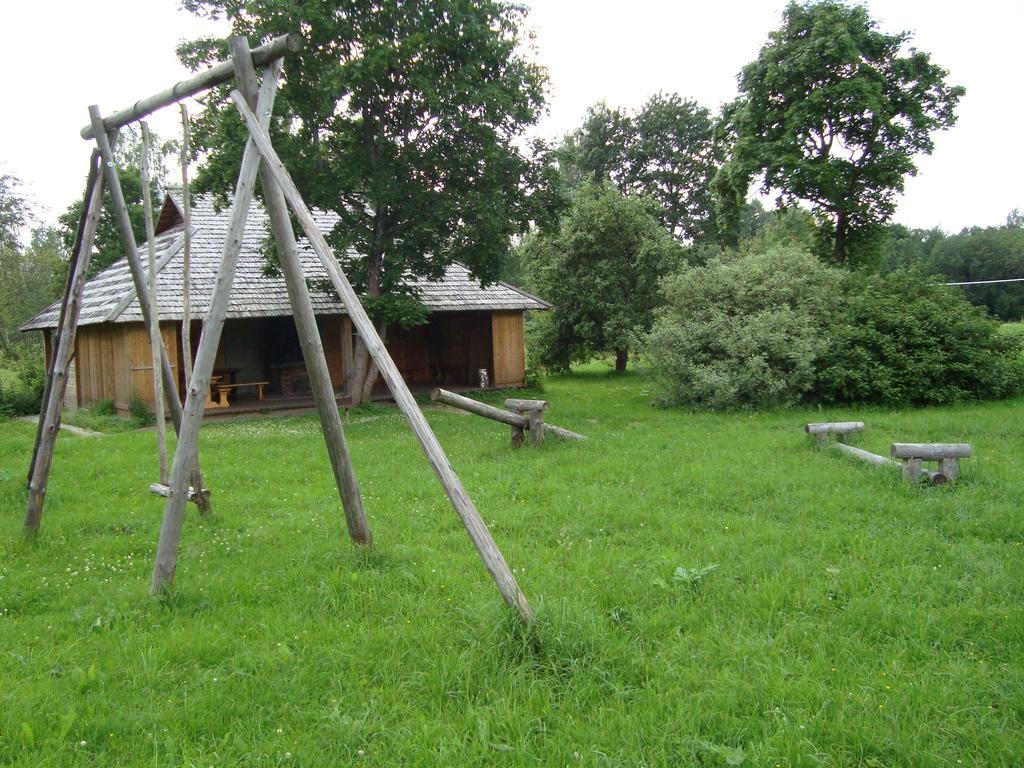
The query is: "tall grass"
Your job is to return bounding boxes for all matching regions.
[1,367,1022,765]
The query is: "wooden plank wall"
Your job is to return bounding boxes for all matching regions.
[491,311,525,388]
[75,322,178,411]
[317,315,346,389]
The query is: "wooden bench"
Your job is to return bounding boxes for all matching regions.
[805,422,956,485]
[805,421,865,445]
[891,443,972,483]
[505,398,549,447]
[212,380,269,408]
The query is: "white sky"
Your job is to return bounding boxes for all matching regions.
[1,0,1020,234]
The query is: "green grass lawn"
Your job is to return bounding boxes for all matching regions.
[1000,321,1024,340]
[1,366,1022,766]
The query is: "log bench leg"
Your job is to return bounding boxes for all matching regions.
[939,457,960,482]
[902,457,923,483]
[527,408,544,446]
[511,424,525,448]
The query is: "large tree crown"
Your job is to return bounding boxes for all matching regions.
[720,0,963,262]
[178,0,549,297]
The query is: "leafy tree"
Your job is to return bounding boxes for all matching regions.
[624,93,720,241]
[0,226,65,351]
[558,95,719,241]
[523,180,682,372]
[179,0,547,402]
[58,126,175,276]
[0,174,30,251]
[0,177,63,416]
[879,223,946,274]
[556,102,632,191]
[720,0,964,266]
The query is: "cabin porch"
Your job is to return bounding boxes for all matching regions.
[58,308,525,416]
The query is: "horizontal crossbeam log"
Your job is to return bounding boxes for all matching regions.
[805,421,865,435]
[432,388,586,441]
[80,33,302,138]
[891,443,972,460]
[504,398,549,412]
[434,388,528,427]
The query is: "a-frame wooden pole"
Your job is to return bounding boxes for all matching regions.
[150,62,282,593]
[25,149,108,533]
[88,108,212,514]
[229,37,372,546]
[27,148,101,487]
[179,103,194,385]
[230,92,534,623]
[140,121,169,484]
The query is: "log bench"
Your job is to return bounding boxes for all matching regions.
[891,443,972,483]
[805,422,967,485]
[430,388,585,446]
[505,398,549,447]
[211,380,269,408]
[805,421,865,445]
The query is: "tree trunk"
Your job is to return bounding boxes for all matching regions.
[348,258,384,405]
[358,323,386,403]
[615,348,628,372]
[834,210,848,264]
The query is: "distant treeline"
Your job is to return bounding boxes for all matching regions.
[881,212,1024,320]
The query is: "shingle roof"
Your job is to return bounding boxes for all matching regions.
[20,193,550,331]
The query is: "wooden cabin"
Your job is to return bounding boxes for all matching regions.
[21,193,549,416]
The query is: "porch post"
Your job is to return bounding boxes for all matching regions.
[342,317,354,395]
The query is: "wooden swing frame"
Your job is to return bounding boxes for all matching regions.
[25,34,534,623]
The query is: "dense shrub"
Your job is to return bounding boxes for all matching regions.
[643,245,842,409]
[128,394,155,427]
[814,271,1024,405]
[0,346,45,417]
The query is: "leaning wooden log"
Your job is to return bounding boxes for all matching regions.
[80,33,302,139]
[231,36,371,547]
[232,93,534,623]
[833,443,948,485]
[833,442,899,468]
[542,423,588,442]
[28,149,101,488]
[89,108,212,516]
[140,121,169,485]
[179,103,194,385]
[432,388,586,441]
[435,388,528,428]
[152,64,282,595]
[25,150,107,534]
